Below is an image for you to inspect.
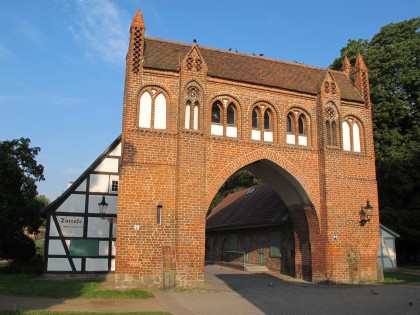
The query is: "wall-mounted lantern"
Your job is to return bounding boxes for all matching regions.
[359,200,373,226]
[98,195,117,223]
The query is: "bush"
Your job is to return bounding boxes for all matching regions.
[0,233,36,263]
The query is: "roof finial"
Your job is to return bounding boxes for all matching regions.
[131,8,145,30]
[193,39,197,44]
[342,55,351,76]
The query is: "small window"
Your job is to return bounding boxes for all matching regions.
[111,180,118,192]
[193,101,199,130]
[252,108,259,129]
[185,100,191,129]
[227,103,236,125]
[212,102,221,124]
[298,115,305,135]
[287,114,293,133]
[264,109,272,130]
[157,204,162,225]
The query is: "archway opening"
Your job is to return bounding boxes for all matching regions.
[205,159,316,281]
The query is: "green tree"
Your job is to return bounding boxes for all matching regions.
[208,169,263,215]
[0,138,45,262]
[331,18,420,261]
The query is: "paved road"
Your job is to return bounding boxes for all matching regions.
[1,265,419,314]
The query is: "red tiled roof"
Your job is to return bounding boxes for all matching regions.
[206,183,288,231]
[143,37,365,103]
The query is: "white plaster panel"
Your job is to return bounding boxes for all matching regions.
[72,258,82,271]
[185,104,190,129]
[49,218,59,237]
[139,92,152,128]
[226,126,237,138]
[89,174,109,193]
[88,194,117,214]
[154,93,167,129]
[286,134,295,144]
[109,143,122,157]
[88,217,110,238]
[47,258,72,271]
[298,135,307,146]
[342,122,351,151]
[251,130,261,141]
[111,259,115,271]
[353,123,361,152]
[57,194,85,213]
[86,258,108,271]
[75,180,87,192]
[264,131,273,142]
[94,158,119,173]
[48,239,66,255]
[99,241,109,255]
[211,124,223,136]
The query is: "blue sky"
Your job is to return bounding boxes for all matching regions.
[1,0,418,201]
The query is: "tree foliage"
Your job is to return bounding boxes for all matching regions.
[0,138,45,262]
[331,18,420,261]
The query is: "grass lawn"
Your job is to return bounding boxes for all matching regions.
[0,312,170,315]
[0,274,153,299]
[383,271,420,284]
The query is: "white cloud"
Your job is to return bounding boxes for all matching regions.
[72,0,129,65]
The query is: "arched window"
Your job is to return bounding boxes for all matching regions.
[287,114,293,133]
[139,90,167,130]
[227,103,236,125]
[264,109,272,130]
[263,109,273,142]
[342,121,351,151]
[154,93,166,129]
[286,110,309,146]
[325,106,338,147]
[353,123,361,152]
[185,101,191,129]
[342,118,363,153]
[139,91,152,128]
[212,102,221,124]
[210,98,239,138]
[193,101,199,130]
[298,115,305,135]
[211,101,223,136]
[226,103,237,138]
[252,108,259,129]
[185,85,201,131]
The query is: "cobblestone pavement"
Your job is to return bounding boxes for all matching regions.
[1,265,419,314]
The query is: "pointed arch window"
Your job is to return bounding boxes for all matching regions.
[325,106,338,147]
[251,107,261,141]
[185,101,191,129]
[226,103,237,138]
[139,90,167,130]
[286,110,309,146]
[211,101,223,136]
[139,91,152,128]
[185,85,201,131]
[193,101,199,130]
[342,117,363,153]
[251,105,274,142]
[154,93,166,129]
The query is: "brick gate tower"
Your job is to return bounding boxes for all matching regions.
[115,8,380,288]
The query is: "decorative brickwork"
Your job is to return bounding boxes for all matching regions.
[115,8,381,289]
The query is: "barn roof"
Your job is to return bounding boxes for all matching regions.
[143,37,365,103]
[206,183,289,231]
